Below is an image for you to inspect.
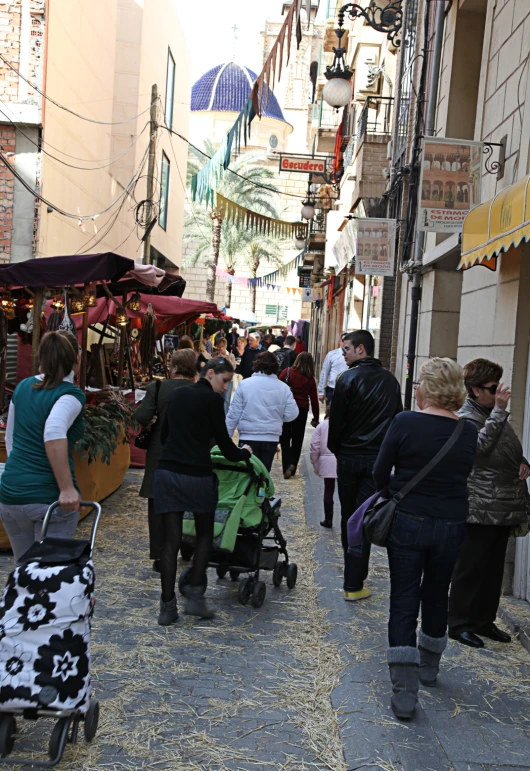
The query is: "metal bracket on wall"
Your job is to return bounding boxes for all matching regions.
[483,136,507,180]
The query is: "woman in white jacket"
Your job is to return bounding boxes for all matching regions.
[226,351,299,471]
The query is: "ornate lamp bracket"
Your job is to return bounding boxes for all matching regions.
[483,136,507,180]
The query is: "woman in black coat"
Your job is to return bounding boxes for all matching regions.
[153,357,252,625]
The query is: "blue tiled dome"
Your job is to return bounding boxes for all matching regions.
[191,62,286,122]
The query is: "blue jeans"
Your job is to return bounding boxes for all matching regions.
[337,456,376,592]
[386,511,467,647]
[325,386,334,405]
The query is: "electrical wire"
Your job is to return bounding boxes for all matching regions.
[162,125,310,200]
[0,106,151,171]
[0,53,154,126]
[166,129,212,245]
[0,143,150,220]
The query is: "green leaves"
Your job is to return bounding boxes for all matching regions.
[74,393,138,465]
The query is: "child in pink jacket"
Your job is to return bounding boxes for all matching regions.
[309,406,337,528]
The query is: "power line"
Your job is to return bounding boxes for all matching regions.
[0,143,150,220]
[0,106,151,171]
[0,53,153,126]
[166,129,212,246]
[161,125,310,200]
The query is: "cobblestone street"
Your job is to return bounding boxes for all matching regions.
[1,434,530,770]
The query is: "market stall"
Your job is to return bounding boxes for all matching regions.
[0,253,216,547]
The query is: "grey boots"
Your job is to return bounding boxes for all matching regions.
[418,630,447,687]
[387,646,420,720]
[158,595,179,626]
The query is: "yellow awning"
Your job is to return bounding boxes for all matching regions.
[458,174,530,270]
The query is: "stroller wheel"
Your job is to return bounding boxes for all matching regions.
[49,717,69,761]
[286,563,298,590]
[178,567,207,596]
[272,562,284,587]
[238,577,253,605]
[0,715,16,757]
[84,699,100,743]
[216,566,228,579]
[229,570,240,582]
[251,580,267,608]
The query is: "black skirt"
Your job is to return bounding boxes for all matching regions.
[153,469,219,515]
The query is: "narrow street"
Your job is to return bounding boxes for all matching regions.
[1,431,530,771]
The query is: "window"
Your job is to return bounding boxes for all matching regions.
[165,48,175,130]
[278,305,288,321]
[265,304,277,316]
[159,152,170,230]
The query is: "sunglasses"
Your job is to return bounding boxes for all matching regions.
[480,384,498,395]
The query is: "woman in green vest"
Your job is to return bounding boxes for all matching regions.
[0,331,85,564]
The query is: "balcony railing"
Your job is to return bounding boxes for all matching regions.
[343,135,357,169]
[313,99,343,131]
[356,96,393,146]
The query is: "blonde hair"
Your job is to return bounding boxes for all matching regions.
[418,357,467,412]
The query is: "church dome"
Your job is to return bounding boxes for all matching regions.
[191,62,287,123]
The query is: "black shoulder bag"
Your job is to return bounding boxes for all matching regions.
[134,380,161,450]
[363,418,465,547]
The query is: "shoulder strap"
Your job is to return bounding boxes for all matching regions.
[394,418,465,503]
[155,379,161,408]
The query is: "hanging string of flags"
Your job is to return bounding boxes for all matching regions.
[216,194,307,240]
[215,250,306,292]
[215,266,304,295]
[191,0,314,203]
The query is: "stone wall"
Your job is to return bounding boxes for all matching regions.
[0,126,16,263]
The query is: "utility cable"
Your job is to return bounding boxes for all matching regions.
[0,52,153,126]
[0,106,151,171]
[0,143,149,220]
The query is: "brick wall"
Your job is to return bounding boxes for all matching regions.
[0,1,21,103]
[0,126,16,263]
[378,275,395,370]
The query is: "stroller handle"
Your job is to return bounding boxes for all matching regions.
[40,501,102,555]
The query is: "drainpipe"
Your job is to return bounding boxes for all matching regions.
[403,0,446,410]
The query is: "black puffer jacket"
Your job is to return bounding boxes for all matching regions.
[458,398,529,526]
[328,358,402,458]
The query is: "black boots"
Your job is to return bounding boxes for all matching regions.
[387,647,420,720]
[418,630,447,687]
[320,503,333,528]
[158,595,179,626]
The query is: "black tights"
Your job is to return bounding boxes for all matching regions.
[160,511,215,602]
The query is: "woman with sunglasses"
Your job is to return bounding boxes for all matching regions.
[448,358,530,649]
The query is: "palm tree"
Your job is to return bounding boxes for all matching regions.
[184,142,282,305]
[245,237,283,313]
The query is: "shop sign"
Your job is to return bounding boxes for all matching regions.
[332,218,356,273]
[419,137,483,232]
[301,287,313,302]
[279,154,329,175]
[298,268,312,288]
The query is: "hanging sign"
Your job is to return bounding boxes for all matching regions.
[418,137,483,232]
[355,218,397,277]
[301,287,313,302]
[332,218,357,273]
[298,268,312,288]
[279,154,330,175]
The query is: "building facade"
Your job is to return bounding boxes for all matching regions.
[0,0,190,269]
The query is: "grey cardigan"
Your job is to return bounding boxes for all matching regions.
[135,378,193,498]
[458,398,529,527]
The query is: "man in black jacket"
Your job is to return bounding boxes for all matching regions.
[328,330,402,602]
[237,333,262,379]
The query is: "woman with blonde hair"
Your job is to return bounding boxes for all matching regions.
[372,358,478,720]
[135,348,197,571]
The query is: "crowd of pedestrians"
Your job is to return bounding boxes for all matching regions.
[0,324,527,728]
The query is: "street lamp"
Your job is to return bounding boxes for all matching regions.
[301,198,316,221]
[294,222,308,250]
[322,1,403,109]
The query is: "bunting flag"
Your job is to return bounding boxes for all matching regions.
[191,0,311,202]
[215,266,304,295]
[248,251,305,288]
[216,194,308,240]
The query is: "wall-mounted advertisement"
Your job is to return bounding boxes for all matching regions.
[355,218,397,277]
[418,137,483,232]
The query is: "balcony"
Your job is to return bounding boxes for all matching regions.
[356,96,393,148]
[312,99,343,153]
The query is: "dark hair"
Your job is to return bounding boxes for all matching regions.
[292,351,315,379]
[34,331,78,390]
[200,356,234,377]
[463,358,503,399]
[296,335,302,342]
[285,335,296,346]
[343,329,375,357]
[253,351,279,376]
[178,335,194,350]
[170,349,197,379]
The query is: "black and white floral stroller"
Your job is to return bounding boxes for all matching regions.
[0,501,101,767]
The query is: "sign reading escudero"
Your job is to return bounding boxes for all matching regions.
[279,154,327,175]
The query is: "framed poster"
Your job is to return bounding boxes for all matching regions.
[355,218,397,277]
[418,137,483,232]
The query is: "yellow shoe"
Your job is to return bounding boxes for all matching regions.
[344,588,371,602]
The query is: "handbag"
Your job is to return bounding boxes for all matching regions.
[134,380,161,450]
[363,418,466,547]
